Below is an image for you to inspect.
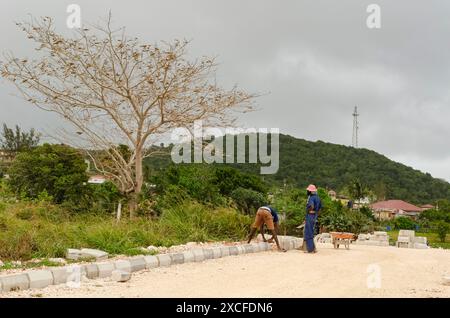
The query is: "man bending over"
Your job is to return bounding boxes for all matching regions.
[247,206,286,252]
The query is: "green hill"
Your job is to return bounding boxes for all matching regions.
[145,134,450,204]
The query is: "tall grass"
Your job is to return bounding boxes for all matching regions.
[0,200,252,261]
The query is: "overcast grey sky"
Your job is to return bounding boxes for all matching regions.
[1,0,450,180]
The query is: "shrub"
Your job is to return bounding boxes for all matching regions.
[434,221,449,243]
[8,143,88,204]
[230,187,266,215]
[393,216,416,230]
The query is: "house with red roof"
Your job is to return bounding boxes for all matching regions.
[420,204,434,211]
[370,200,423,220]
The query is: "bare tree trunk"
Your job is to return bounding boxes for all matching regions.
[129,148,143,218]
[116,201,122,222]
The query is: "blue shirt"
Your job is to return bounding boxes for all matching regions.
[306,194,322,214]
[261,206,279,223]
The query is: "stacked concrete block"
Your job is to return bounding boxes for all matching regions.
[129,257,147,272]
[27,270,54,289]
[355,232,389,247]
[143,255,159,268]
[394,231,429,249]
[169,253,185,265]
[413,243,429,249]
[396,235,411,248]
[157,254,172,267]
[96,262,115,278]
[396,230,415,248]
[316,233,332,244]
[414,236,427,245]
[0,274,30,292]
[371,232,389,246]
[399,230,415,241]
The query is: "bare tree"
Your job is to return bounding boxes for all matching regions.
[1,15,256,216]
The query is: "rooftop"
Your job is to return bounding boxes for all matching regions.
[370,200,422,212]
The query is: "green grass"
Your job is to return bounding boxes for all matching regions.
[387,230,450,248]
[0,200,252,262]
[0,258,62,271]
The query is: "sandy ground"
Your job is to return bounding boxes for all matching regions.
[3,243,450,298]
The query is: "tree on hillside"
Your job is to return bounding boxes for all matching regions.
[0,123,40,160]
[346,179,369,203]
[373,181,387,201]
[1,15,256,216]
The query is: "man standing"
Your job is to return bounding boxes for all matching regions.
[247,206,286,252]
[304,184,322,253]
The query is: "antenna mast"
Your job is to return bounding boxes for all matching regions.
[352,106,359,148]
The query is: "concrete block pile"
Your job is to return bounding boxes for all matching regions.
[315,233,332,244]
[0,240,285,293]
[396,230,429,249]
[355,231,390,246]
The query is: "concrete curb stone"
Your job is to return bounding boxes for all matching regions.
[143,255,159,269]
[27,270,54,289]
[129,257,147,272]
[157,254,172,267]
[170,253,185,265]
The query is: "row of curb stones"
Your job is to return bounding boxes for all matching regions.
[0,237,302,293]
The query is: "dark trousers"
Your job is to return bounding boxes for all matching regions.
[304,213,317,252]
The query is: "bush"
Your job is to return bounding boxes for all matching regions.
[434,221,449,243]
[151,164,267,207]
[8,143,88,204]
[393,216,416,230]
[230,187,266,215]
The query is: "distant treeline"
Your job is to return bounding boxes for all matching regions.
[144,134,450,204]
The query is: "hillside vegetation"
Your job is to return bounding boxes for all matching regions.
[145,134,450,204]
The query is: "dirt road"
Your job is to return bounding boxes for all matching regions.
[4,243,450,298]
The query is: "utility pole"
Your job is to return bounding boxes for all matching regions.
[352,106,359,148]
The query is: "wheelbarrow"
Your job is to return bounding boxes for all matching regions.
[330,232,354,250]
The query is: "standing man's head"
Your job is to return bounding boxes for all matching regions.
[306,184,317,196]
